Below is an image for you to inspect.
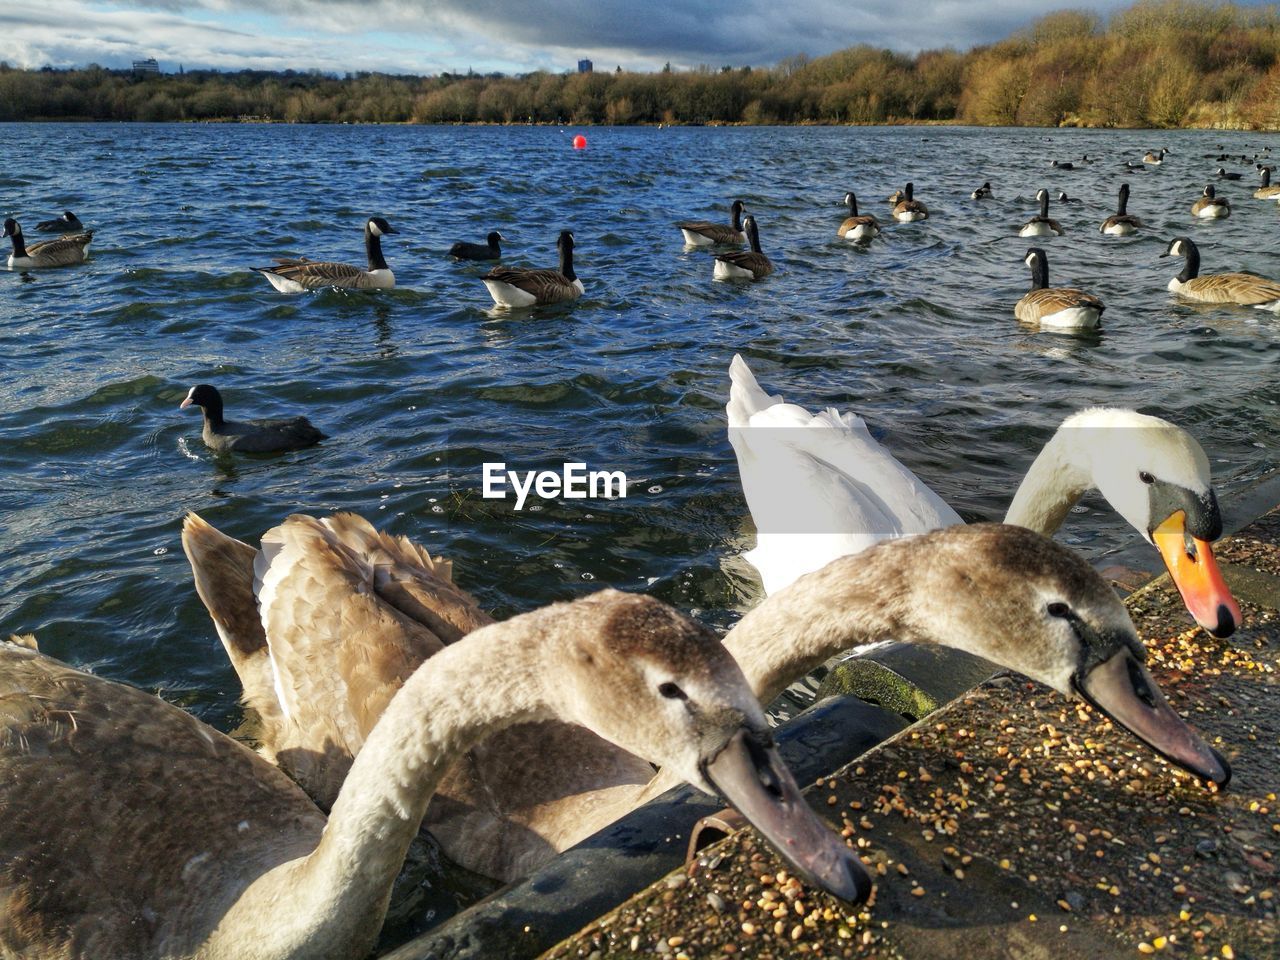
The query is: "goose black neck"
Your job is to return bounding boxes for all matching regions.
[1179,243,1200,283]
[1264,168,1273,188]
[7,230,26,259]
[1117,185,1129,215]
[559,240,576,281]
[364,227,389,271]
[731,204,743,231]
[1038,192,1049,218]
[488,233,501,251]
[847,195,858,217]
[1029,255,1049,290]
[747,222,762,254]
[904,183,914,201]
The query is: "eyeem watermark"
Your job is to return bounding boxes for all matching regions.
[482,462,627,511]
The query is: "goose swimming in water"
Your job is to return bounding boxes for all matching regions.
[1015,247,1105,330]
[1144,148,1167,165]
[1161,236,1280,313]
[254,217,397,292]
[1191,185,1230,218]
[482,230,583,307]
[837,192,880,242]
[891,182,928,222]
[179,383,326,454]
[1215,167,1243,181]
[3,218,93,269]
[713,215,773,280]
[1050,160,1075,170]
[0,587,870,958]
[185,514,1231,890]
[677,199,746,246]
[1256,167,1280,200]
[449,230,507,261]
[1100,183,1143,236]
[970,181,994,200]
[35,210,84,233]
[1019,188,1064,237]
[726,355,1238,636]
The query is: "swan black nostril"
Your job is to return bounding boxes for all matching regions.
[1126,657,1158,709]
[1211,604,1237,639]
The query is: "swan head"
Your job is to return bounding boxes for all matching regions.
[887,524,1230,786]
[1055,409,1239,638]
[551,590,870,902]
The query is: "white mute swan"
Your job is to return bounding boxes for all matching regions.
[727,355,1240,638]
[185,517,1230,889]
[0,590,867,958]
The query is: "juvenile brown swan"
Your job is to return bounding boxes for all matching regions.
[0,590,867,958]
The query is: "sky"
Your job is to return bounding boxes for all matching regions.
[1,0,1274,76]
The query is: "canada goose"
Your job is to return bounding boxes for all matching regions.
[179,384,325,454]
[482,230,583,307]
[1124,161,1147,172]
[1215,167,1242,181]
[1056,191,1083,204]
[449,230,507,261]
[726,355,1239,638]
[254,216,397,292]
[0,589,871,957]
[713,215,772,280]
[677,199,746,246]
[970,181,994,200]
[1256,167,1280,200]
[1143,149,1167,165]
[3,218,93,269]
[35,210,84,232]
[1100,183,1143,236]
[186,517,1230,891]
[1019,188,1063,237]
[1015,248,1104,330]
[1161,236,1280,312]
[1191,185,1230,218]
[891,182,928,222]
[837,192,880,242]
[1050,160,1074,170]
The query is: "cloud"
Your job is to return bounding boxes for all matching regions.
[3,0,1276,74]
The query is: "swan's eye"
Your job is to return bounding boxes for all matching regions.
[1139,471,1156,485]
[658,682,687,701]
[1047,602,1071,618]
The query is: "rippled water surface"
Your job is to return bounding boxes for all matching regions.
[2,122,1279,729]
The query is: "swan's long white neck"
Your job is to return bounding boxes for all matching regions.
[1004,427,1093,535]
[208,623,547,960]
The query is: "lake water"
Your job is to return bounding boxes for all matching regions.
[1,122,1278,737]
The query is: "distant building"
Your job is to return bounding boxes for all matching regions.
[132,58,160,75]
[577,58,593,74]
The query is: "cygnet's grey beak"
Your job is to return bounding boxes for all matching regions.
[702,728,872,902]
[1075,649,1230,787]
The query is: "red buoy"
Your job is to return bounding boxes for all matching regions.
[572,134,587,150]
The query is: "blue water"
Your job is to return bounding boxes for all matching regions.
[1,122,1278,733]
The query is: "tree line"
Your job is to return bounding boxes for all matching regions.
[2,1,1278,129]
